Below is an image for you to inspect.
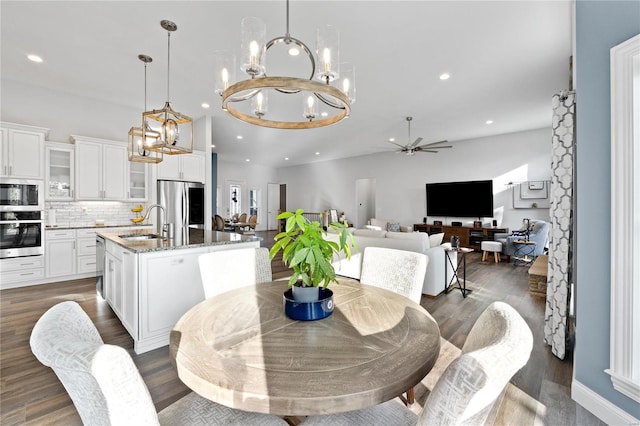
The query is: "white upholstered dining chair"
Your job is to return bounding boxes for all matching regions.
[360,246,428,404]
[29,301,287,426]
[198,247,272,299]
[360,246,428,306]
[299,301,534,426]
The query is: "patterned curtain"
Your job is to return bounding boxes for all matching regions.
[544,91,575,360]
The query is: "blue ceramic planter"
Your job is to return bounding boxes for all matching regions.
[283,288,334,321]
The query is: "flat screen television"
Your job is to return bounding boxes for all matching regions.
[426,180,494,218]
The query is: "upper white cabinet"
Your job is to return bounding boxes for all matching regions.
[157,151,205,183]
[71,135,127,200]
[45,142,74,200]
[128,161,148,201]
[0,122,48,179]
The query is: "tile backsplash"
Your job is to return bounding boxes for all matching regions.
[45,201,149,227]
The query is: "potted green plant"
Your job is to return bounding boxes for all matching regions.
[270,209,356,305]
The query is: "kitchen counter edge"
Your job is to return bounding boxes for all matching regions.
[97,229,262,254]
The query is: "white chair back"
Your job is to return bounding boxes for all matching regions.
[198,247,272,299]
[30,301,160,425]
[30,301,288,426]
[418,301,534,425]
[360,246,428,304]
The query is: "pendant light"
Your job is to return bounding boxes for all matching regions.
[215,0,355,130]
[144,20,193,155]
[128,54,162,163]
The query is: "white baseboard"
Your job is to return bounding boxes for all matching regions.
[572,379,639,425]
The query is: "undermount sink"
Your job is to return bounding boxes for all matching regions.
[118,233,164,241]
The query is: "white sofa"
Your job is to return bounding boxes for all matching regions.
[325,228,456,297]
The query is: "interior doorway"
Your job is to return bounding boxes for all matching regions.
[267,183,286,231]
[356,178,376,228]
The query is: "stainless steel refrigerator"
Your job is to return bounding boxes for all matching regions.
[157,180,205,231]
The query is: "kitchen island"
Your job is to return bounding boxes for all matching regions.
[98,227,261,354]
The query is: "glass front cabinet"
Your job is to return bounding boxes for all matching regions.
[128,161,147,201]
[45,142,74,201]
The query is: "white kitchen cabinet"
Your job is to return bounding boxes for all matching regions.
[76,228,97,274]
[103,240,137,338]
[128,161,148,201]
[138,247,205,348]
[45,142,74,200]
[121,249,138,336]
[45,229,76,277]
[0,122,48,179]
[0,256,45,289]
[105,249,123,318]
[156,151,205,183]
[72,136,127,200]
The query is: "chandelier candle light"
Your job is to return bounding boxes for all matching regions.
[144,20,193,155]
[128,54,162,163]
[214,0,355,129]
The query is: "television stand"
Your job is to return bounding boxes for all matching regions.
[413,224,508,251]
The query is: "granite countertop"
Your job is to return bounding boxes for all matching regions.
[45,223,153,230]
[97,227,262,254]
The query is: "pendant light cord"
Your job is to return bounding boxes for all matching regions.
[285,0,290,39]
[144,62,148,110]
[167,30,171,102]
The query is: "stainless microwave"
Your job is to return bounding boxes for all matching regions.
[0,179,44,211]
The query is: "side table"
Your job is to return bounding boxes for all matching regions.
[444,247,474,298]
[513,240,537,266]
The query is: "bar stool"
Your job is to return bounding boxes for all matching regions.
[481,241,503,263]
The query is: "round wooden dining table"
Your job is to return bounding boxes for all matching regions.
[170,279,441,416]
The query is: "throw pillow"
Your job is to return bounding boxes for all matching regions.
[429,232,445,247]
[387,222,401,232]
[364,225,382,231]
[370,218,391,229]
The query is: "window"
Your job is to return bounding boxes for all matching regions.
[230,185,241,216]
[249,189,259,216]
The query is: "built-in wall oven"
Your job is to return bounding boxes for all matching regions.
[0,211,44,258]
[0,179,44,258]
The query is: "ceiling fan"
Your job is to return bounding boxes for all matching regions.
[389,117,452,155]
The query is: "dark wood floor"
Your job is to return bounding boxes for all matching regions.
[0,231,603,425]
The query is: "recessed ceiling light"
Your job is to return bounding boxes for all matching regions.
[285,157,289,160]
[27,54,43,63]
[236,135,243,140]
[201,103,210,109]
[211,144,216,148]
[389,138,395,142]
[315,152,320,155]
[439,73,450,80]
[485,120,494,125]
[288,47,300,56]
[321,112,328,117]
[245,158,250,162]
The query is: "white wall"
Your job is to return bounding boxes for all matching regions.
[217,160,278,231]
[276,128,551,232]
[1,79,209,151]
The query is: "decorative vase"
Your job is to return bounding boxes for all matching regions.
[283,287,334,321]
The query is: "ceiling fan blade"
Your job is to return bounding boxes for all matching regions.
[410,137,423,148]
[422,145,453,149]
[417,149,439,153]
[419,140,451,148]
[388,141,407,149]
